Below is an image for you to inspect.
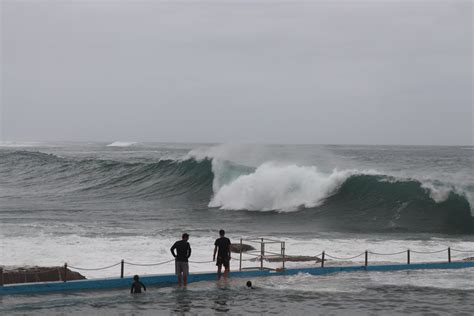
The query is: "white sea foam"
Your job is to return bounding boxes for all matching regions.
[420,182,453,203]
[106,141,138,147]
[259,268,474,293]
[1,232,472,279]
[209,162,374,212]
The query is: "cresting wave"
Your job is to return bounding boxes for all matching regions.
[106,141,138,147]
[1,150,473,233]
[209,162,374,211]
[209,161,470,212]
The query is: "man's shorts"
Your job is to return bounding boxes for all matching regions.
[216,256,230,269]
[175,261,189,276]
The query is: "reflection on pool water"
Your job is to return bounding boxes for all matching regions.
[2,269,474,315]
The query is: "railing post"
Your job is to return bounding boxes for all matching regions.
[407,249,410,265]
[63,263,68,282]
[121,259,124,278]
[0,267,3,286]
[260,238,264,270]
[448,247,451,263]
[239,239,243,272]
[321,251,325,268]
[281,242,285,271]
[364,251,368,267]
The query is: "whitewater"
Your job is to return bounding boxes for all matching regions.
[1,142,473,314]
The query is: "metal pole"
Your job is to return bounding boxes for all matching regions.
[260,238,264,270]
[448,247,451,263]
[281,242,286,271]
[407,249,410,265]
[364,251,368,267]
[239,239,243,272]
[64,263,68,282]
[321,251,325,268]
[121,259,124,278]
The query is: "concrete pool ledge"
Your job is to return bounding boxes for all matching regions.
[2,261,474,296]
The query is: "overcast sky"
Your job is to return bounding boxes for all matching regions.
[1,0,472,145]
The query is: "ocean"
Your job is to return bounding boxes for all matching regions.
[1,142,473,315]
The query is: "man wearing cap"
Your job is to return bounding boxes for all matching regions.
[213,229,231,279]
[170,233,191,287]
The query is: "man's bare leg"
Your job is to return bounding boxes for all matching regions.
[177,274,182,287]
[183,274,187,286]
[217,264,222,280]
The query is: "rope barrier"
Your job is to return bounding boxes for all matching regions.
[451,249,474,253]
[8,268,62,275]
[125,259,174,267]
[242,258,256,262]
[68,262,122,271]
[369,250,408,256]
[188,260,214,264]
[39,246,471,275]
[280,253,323,258]
[232,257,255,262]
[324,252,366,260]
[262,252,283,256]
[410,248,449,254]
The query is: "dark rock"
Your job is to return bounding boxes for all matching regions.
[1,266,87,284]
[230,243,256,253]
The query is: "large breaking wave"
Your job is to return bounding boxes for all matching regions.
[0,151,213,200]
[1,150,473,233]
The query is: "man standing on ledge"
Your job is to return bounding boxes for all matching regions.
[213,229,231,279]
[170,233,191,287]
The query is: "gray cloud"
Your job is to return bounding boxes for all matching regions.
[1,0,472,145]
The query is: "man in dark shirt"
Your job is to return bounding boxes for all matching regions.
[170,233,191,287]
[213,229,231,279]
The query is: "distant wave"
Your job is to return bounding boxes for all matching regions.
[0,141,42,148]
[0,150,213,200]
[106,141,138,147]
[1,150,473,234]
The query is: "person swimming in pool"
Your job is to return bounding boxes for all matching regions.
[130,275,146,294]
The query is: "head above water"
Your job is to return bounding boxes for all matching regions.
[133,275,139,281]
[182,233,189,240]
[246,281,252,288]
[219,229,225,236]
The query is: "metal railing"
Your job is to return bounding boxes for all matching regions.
[237,238,287,271]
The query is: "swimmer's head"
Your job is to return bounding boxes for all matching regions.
[133,275,139,281]
[246,281,252,288]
